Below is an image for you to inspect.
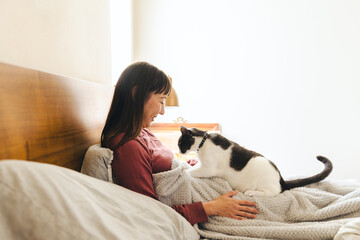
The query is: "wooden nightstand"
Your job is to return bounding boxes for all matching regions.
[147,123,220,161]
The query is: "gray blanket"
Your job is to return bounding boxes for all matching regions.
[153,159,360,240]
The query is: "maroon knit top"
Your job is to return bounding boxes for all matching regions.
[109,128,208,225]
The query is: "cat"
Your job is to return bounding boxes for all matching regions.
[178,126,333,197]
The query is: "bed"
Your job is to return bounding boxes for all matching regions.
[0,62,359,240]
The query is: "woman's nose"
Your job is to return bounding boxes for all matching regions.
[160,104,165,115]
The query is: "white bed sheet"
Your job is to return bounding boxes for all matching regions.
[0,160,199,240]
[334,217,360,240]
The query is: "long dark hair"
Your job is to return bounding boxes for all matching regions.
[101,62,171,148]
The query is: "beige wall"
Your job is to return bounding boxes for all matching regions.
[0,0,111,84]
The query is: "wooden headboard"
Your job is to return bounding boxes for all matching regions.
[0,62,114,171]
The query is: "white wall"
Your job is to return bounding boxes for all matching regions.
[0,0,111,84]
[133,0,360,181]
[110,0,132,84]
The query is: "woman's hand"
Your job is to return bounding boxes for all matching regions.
[187,158,198,166]
[202,190,258,220]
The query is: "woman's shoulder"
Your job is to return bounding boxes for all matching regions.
[112,133,152,162]
[110,130,149,151]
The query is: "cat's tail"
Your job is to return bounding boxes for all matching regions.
[281,156,333,191]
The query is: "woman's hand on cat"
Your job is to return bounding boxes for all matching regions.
[202,190,258,220]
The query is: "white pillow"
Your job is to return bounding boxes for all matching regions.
[0,160,200,240]
[81,144,114,182]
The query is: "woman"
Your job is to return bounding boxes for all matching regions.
[101,62,258,224]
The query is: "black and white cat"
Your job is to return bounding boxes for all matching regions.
[178,126,333,197]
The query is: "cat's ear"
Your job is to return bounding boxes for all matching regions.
[180,126,190,135]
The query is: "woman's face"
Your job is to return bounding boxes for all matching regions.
[142,92,167,128]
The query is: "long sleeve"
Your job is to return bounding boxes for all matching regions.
[110,130,208,225]
[172,202,208,225]
[111,139,158,199]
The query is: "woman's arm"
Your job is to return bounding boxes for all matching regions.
[112,140,158,198]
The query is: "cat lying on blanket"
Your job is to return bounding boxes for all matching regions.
[178,126,333,197]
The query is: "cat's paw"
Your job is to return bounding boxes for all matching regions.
[186,168,208,178]
[187,169,200,177]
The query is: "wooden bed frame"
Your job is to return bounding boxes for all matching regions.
[0,62,114,171]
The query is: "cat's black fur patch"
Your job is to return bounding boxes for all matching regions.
[208,132,263,171]
[230,143,263,171]
[178,134,195,154]
[189,127,206,137]
[268,160,280,172]
[209,134,231,150]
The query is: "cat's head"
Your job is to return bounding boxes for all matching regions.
[178,126,207,154]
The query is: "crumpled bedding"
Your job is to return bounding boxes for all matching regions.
[153,159,360,240]
[0,160,199,240]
